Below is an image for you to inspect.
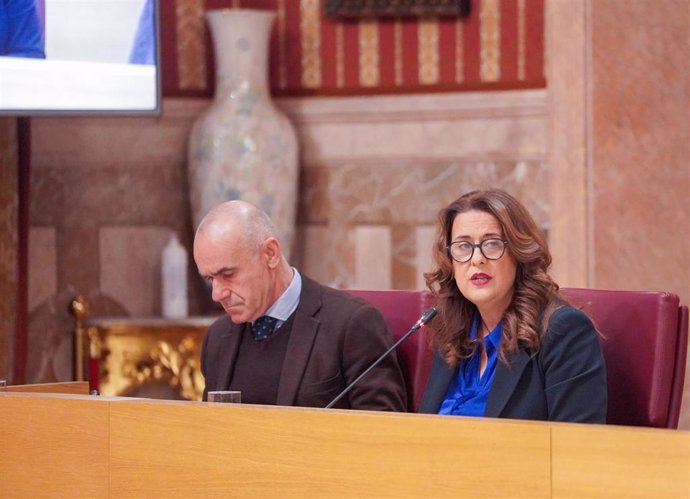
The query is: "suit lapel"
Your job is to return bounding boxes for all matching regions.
[216,322,243,390]
[276,277,321,406]
[419,352,456,413]
[484,347,530,417]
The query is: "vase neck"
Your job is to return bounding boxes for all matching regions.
[207,10,274,100]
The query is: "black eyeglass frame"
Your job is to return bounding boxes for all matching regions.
[446,239,509,263]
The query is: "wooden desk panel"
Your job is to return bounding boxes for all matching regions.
[552,423,690,498]
[109,401,551,498]
[0,393,109,498]
[2,392,688,498]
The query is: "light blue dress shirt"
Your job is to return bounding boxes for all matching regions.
[262,268,302,329]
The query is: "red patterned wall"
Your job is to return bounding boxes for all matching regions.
[160,0,544,98]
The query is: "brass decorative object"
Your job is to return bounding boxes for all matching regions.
[69,295,89,381]
[71,296,216,401]
[120,333,204,401]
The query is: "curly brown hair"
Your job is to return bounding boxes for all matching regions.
[425,189,566,367]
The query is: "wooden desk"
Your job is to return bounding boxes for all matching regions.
[0,381,88,395]
[1,392,688,498]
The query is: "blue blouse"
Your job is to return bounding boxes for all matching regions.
[438,317,503,417]
[0,0,45,58]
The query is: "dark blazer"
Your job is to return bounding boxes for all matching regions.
[419,306,607,423]
[201,275,408,411]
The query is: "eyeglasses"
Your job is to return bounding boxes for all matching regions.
[447,239,508,263]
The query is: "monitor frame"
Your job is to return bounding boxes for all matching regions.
[0,0,162,117]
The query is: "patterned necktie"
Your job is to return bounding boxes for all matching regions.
[251,315,279,341]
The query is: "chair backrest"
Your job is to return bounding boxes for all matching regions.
[346,287,688,428]
[344,289,435,412]
[561,288,688,428]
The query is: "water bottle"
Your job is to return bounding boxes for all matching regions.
[161,234,188,318]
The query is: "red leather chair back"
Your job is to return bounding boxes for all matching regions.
[561,288,688,428]
[345,289,435,412]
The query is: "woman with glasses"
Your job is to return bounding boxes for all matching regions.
[419,189,607,423]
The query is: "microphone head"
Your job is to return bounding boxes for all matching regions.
[419,307,438,326]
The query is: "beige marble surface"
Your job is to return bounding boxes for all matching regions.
[590,0,689,299]
[354,226,392,290]
[280,90,548,165]
[545,0,589,288]
[100,227,178,317]
[27,227,56,311]
[546,0,689,429]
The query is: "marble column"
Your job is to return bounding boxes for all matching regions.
[547,0,689,429]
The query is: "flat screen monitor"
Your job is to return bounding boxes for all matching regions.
[0,0,161,116]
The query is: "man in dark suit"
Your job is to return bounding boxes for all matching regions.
[194,200,407,411]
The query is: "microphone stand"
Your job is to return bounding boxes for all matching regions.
[325,307,437,409]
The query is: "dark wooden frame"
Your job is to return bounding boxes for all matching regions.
[325,0,471,18]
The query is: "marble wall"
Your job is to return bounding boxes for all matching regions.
[589,1,688,300]
[546,0,689,429]
[547,0,689,305]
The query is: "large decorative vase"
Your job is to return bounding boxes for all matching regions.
[188,9,299,257]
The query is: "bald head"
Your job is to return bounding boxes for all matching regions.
[196,200,278,252]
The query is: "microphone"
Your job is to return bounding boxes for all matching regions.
[325,307,438,409]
